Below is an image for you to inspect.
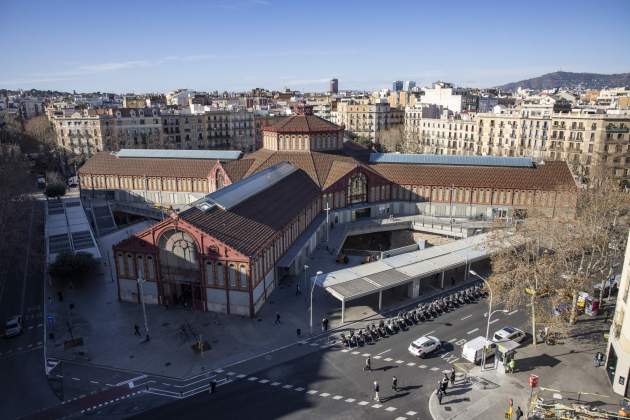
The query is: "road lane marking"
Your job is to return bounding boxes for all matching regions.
[508,310,519,315]
[373,355,382,359]
[345,398,356,403]
[258,379,269,384]
[461,315,472,320]
[72,377,80,381]
[418,364,427,369]
[90,380,99,384]
[376,349,391,356]
[425,330,435,335]
[227,372,236,376]
[247,377,258,381]
[283,385,294,389]
[358,401,369,406]
[406,362,415,367]
[386,406,397,411]
[384,357,393,362]
[467,328,479,335]
[396,417,408,420]
[489,319,500,325]
[361,353,371,357]
[236,374,246,378]
[56,375,63,378]
[333,395,343,400]
[319,392,329,396]
[430,367,440,371]
[372,403,383,408]
[215,369,224,373]
[448,338,457,343]
[271,382,281,386]
[406,411,418,416]
[294,387,304,391]
[351,351,360,355]
[341,349,350,352]
[307,390,318,395]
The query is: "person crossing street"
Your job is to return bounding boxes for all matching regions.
[392,376,398,392]
[450,368,456,385]
[373,381,380,402]
[364,356,371,372]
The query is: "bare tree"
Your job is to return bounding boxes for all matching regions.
[378,126,405,152]
[24,115,56,146]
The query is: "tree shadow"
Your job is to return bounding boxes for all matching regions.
[514,353,561,372]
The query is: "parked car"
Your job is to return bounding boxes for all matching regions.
[4,315,23,338]
[492,326,526,344]
[408,335,441,358]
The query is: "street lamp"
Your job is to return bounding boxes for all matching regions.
[469,270,507,370]
[303,265,309,304]
[324,202,331,243]
[310,270,324,336]
[137,272,150,341]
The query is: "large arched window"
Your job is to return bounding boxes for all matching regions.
[215,169,224,191]
[239,264,248,289]
[158,229,199,283]
[347,172,367,204]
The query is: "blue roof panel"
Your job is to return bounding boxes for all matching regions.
[114,149,242,160]
[369,153,534,168]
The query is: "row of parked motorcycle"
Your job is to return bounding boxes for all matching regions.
[340,284,488,348]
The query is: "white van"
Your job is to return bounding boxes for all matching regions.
[462,336,497,364]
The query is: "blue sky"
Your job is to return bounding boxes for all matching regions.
[1,0,629,93]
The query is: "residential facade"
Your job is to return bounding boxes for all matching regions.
[335,100,404,143]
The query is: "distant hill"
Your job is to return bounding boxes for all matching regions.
[496,71,630,92]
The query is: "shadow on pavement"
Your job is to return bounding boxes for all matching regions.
[515,353,561,372]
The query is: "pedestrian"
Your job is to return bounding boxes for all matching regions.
[296,283,301,296]
[208,380,216,395]
[440,377,449,395]
[134,324,141,336]
[373,380,380,402]
[392,376,398,392]
[364,356,371,372]
[515,406,523,420]
[296,328,301,337]
[450,368,456,385]
[437,388,444,405]
[322,317,329,331]
[275,312,281,325]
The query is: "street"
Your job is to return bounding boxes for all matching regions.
[0,200,59,419]
[126,294,529,420]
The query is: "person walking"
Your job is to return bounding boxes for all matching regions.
[450,368,456,386]
[364,356,371,372]
[275,312,281,325]
[440,377,449,395]
[296,283,301,296]
[437,388,444,405]
[508,357,516,374]
[208,380,216,395]
[373,381,380,402]
[515,406,523,420]
[392,376,398,392]
[134,324,141,336]
[322,317,329,331]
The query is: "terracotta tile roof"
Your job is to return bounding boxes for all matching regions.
[221,159,254,183]
[370,160,577,191]
[179,170,320,256]
[114,235,156,253]
[78,152,216,178]
[263,114,342,133]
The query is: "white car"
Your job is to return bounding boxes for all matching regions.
[4,315,23,338]
[492,326,526,343]
[408,335,441,358]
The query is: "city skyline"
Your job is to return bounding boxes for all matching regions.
[1,0,629,93]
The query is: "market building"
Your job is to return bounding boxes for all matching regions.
[111,108,578,317]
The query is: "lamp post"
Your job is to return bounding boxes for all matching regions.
[310,270,323,336]
[324,202,331,243]
[303,265,309,304]
[137,272,150,341]
[469,270,507,370]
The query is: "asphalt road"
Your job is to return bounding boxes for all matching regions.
[127,294,530,420]
[0,200,59,420]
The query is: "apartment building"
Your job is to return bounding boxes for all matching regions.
[420,82,479,113]
[51,108,256,158]
[409,107,630,183]
[335,99,404,143]
[405,106,476,155]
[161,109,255,151]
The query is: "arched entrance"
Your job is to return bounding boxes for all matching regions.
[347,172,368,204]
[158,229,205,310]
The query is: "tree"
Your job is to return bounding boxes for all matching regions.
[24,115,56,146]
[48,252,98,287]
[378,126,405,152]
[487,176,630,342]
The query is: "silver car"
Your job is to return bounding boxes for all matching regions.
[4,315,23,338]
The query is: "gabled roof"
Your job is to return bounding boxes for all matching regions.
[79,152,217,178]
[178,169,320,256]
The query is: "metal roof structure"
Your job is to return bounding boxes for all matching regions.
[319,232,524,302]
[114,149,242,160]
[369,153,534,168]
[45,198,101,264]
[193,162,297,211]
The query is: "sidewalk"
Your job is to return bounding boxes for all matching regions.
[428,317,617,419]
[45,221,473,379]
